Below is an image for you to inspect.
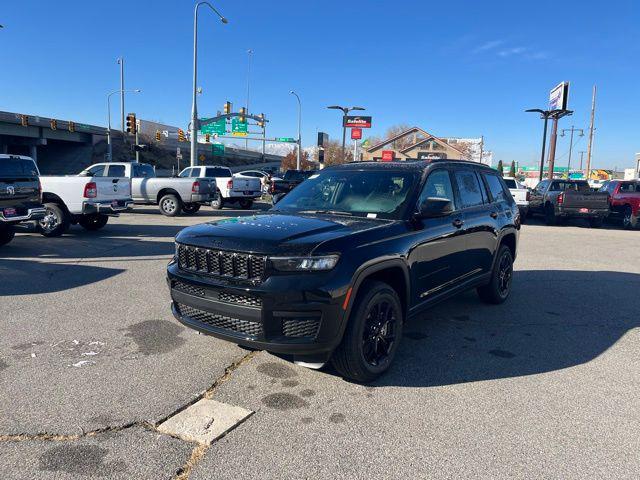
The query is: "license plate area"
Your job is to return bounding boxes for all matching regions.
[3,208,17,217]
[579,208,589,213]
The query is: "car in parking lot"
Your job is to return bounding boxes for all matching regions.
[167,159,519,382]
[0,154,46,246]
[600,179,640,229]
[528,178,609,227]
[237,169,283,193]
[503,176,530,220]
[181,166,262,210]
[269,169,318,197]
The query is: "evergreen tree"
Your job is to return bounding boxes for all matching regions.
[496,160,504,177]
[509,160,516,177]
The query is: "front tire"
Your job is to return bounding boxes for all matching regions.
[238,199,253,210]
[210,190,224,210]
[182,203,201,215]
[38,203,69,237]
[622,206,637,229]
[0,224,16,246]
[477,244,514,305]
[79,214,109,231]
[332,280,404,383]
[544,204,557,226]
[159,194,182,217]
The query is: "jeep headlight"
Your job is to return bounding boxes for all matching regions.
[270,255,339,272]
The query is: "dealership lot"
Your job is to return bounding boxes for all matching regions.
[1,206,638,479]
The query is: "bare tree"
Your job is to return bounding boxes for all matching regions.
[446,140,473,160]
[383,124,414,150]
[282,150,313,171]
[322,139,353,167]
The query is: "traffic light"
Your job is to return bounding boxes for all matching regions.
[68,121,75,132]
[205,133,210,143]
[20,114,28,127]
[223,101,232,115]
[50,119,57,130]
[155,130,161,141]
[126,113,137,134]
[177,128,185,142]
[239,107,246,123]
[257,113,265,128]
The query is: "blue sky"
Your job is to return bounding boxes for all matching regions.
[1,0,638,168]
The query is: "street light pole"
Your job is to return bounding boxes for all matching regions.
[117,58,125,137]
[191,2,228,168]
[107,89,141,162]
[290,91,302,170]
[327,105,365,162]
[560,126,584,178]
[245,49,253,150]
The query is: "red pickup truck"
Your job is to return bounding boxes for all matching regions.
[600,180,640,229]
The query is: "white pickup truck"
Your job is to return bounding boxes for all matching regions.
[178,166,262,210]
[39,166,133,237]
[503,176,530,221]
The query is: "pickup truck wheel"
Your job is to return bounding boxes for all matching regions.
[79,214,109,231]
[211,190,224,210]
[238,199,253,210]
[182,203,201,215]
[159,194,182,217]
[332,280,403,383]
[589,217,603,228]
[622,206,637,229]
[38,203,69,237]
[477,245,513,304]
[544,204,557,226]
[0,225,16,246]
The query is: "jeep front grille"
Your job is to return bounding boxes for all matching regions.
[176,303,262,337]
[177,244,266,282]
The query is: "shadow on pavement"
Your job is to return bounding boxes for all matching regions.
[0,259,125,296]
[524,214,630,230]
[370,269,640,388]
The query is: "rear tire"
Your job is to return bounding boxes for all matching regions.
[589,217,603,228]
[211,190,224,210]
[79,214,109,231]
[159,194,182,217]
[332,280,404,383]
[238,199,253,210]
[544,204,557,226]
[477,244,514,305]
[0,224,16,246]
[622,206,637,229]
[38,203,69,237]
[182,203,201,215]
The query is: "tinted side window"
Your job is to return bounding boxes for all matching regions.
[106,165,125,177]
[535,180,549,192]
[418,169,455,210]
[134,165,154,178]
[484,173,510,203]
[179,168,191,178]
[189,169,200,178]
[86,165,106,177]
[454,170,484,208]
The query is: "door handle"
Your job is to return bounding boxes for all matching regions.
[490,211,498,219]
[452,218,464,228]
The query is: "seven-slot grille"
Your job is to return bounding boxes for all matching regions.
[177,244,265,281]
[176,303,262,337]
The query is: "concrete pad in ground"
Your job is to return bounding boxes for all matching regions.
[158,398,253,445]
[0,426,192,480]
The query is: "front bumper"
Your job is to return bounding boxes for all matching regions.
[167,261,347,359]
[0,206,46,223]
[82,199,133,214]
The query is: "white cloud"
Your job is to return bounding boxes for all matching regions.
[472,40,504,53]
[498,47,526,57]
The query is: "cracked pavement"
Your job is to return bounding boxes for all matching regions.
[1,205,639,479]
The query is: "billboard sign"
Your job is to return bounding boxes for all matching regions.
[344,115,372,128]
[549,82,569,111]
[351,128,362,140]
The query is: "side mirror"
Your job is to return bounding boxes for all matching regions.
[417,197,453,218]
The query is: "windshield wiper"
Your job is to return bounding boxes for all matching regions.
[300,209,353,216]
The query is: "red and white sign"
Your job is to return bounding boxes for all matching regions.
[351,128,362,140]
[381,150,395,162]
[343,116,372,128]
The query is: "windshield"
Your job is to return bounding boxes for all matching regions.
[0,158,39,177]
[273,169,418,219]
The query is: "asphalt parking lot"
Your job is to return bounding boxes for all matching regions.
[1,205,638,479]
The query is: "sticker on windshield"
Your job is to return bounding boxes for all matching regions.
[367,213,377,218]
[308,174,319,179]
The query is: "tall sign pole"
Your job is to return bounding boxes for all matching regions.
[547,117,559,180]
[585,85,597,180]
[118,58,125,137]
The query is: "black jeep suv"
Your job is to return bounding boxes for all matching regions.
[0,155,46,247]
[167,160,520,382]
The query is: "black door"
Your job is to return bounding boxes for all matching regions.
[408,168,467,307]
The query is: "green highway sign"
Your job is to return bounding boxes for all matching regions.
[275,137,296,142]
[231,118,247,135]
[200,118,226,135]
[212,143,225,156]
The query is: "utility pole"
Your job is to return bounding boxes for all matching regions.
[245,49,253,150]
[585,85,597,180]
[290,91,302,170]
[578,151,586,173]
[117,58,124,137]
[560,126,584,178]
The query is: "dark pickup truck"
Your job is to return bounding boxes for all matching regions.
[0,155,46,246]
[167,159,520,382]
[269,169,318,197]
[528,179,609,227]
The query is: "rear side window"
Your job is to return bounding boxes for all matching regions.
[0,158,39,177]
[205,167,232,177]
[106,165,125,177]
[454,170,485,208]
[133,164,154,178]
[484,174,512,204]
[503,178,517,188]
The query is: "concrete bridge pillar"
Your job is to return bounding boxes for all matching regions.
[30,145,38,163]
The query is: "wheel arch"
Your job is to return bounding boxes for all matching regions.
[157,188,182,204]
[41,192,69,212]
